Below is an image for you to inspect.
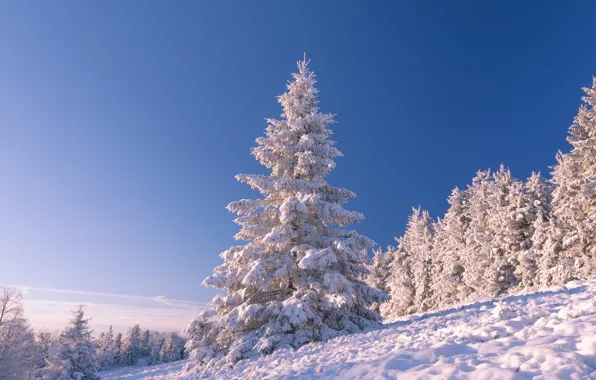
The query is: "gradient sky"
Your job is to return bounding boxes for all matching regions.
[1,1,596,332]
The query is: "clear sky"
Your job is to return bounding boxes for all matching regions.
[1,1,596,332]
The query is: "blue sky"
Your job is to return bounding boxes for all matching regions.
[1,1,596,332]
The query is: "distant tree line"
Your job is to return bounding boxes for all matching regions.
[0,287,186,380]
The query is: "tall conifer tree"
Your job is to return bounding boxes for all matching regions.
[550,78,596,281]
[186,57,387,368]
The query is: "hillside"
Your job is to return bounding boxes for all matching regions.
[100,279,596,379]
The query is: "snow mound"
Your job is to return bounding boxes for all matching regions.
[101,280,596,379]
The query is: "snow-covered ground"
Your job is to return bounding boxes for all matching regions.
[101,280,596,379]
[100,360,188,380]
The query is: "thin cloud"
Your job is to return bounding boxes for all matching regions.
[11,285,210,334]
[10,285,207,309]
[151,295,175,306]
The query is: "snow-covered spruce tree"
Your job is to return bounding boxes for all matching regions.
[96,326,117,370]
[159,333,185,363]
[38,306,98,380]
[185,58,387,369]
[112,333,122,365]
[380,242,414,319]
[429,188,471,308]
[485,165,525,294]
[462,169,494,301]
[550,77,596,282]
[140,329,151,357]
[382,208,434,318]
[367,248,391,294]
[365,248,393,313]
[519,172,552,288]
[149,333,165,365]
[460,166,535,298]
[404,208,435,313]
[120,324,142,366]
[462,167,525,299]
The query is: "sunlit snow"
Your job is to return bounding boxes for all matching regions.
[101,279,596,379]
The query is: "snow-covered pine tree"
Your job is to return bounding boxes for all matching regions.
[519,172,552,288]
[149,333,165,365]
[366,248,393,313]
[120,324,142,366]
[380,242,414,319]
[159,333,185,363]
[140,329,151,357]
[96,326,116,370]
[462,169,494,301]
[185,57,387,369]
[461,166,532,298]
[535,220,558,288]
[367,248,391,294]
[381,208,434,318]
[38,306,98,380]
[429,188,471,308]
[550,77,596,282]
[402,207,434,312]
[112,333,122,365]
[97,332,105,347]
[404,208,435,313]
[486,165,524,294]
[428,217,446,307]
[545,154,578,285]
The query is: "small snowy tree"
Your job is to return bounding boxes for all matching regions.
[366,247,394,313]
[462,169,494,301]
[519,172,552,288]
[140,329,151,357]
[38,306,98,380]
[96,326,117,370]
[366,248,393,314]
[186,57,387,369]
[112,333,122,365]
[159,333,185,363]
[0,286,38,380]
[406,208,435,313]
[380,243,414,319]
[119,324,141,366]
[429,188,471,308]
[382,208,434,318]
[486,165,525,294]
[366,248,392,294]
[550,77,596,282]
[148,333,165,365]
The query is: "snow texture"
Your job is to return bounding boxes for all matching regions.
[102,279,596,379]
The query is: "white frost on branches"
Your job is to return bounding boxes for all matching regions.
[185,58,387,371]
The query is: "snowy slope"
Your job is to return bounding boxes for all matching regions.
[101,280,596,379]
[100,360,188,379]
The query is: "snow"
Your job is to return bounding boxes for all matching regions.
[99,361,188,379]
[101,279,596,379]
